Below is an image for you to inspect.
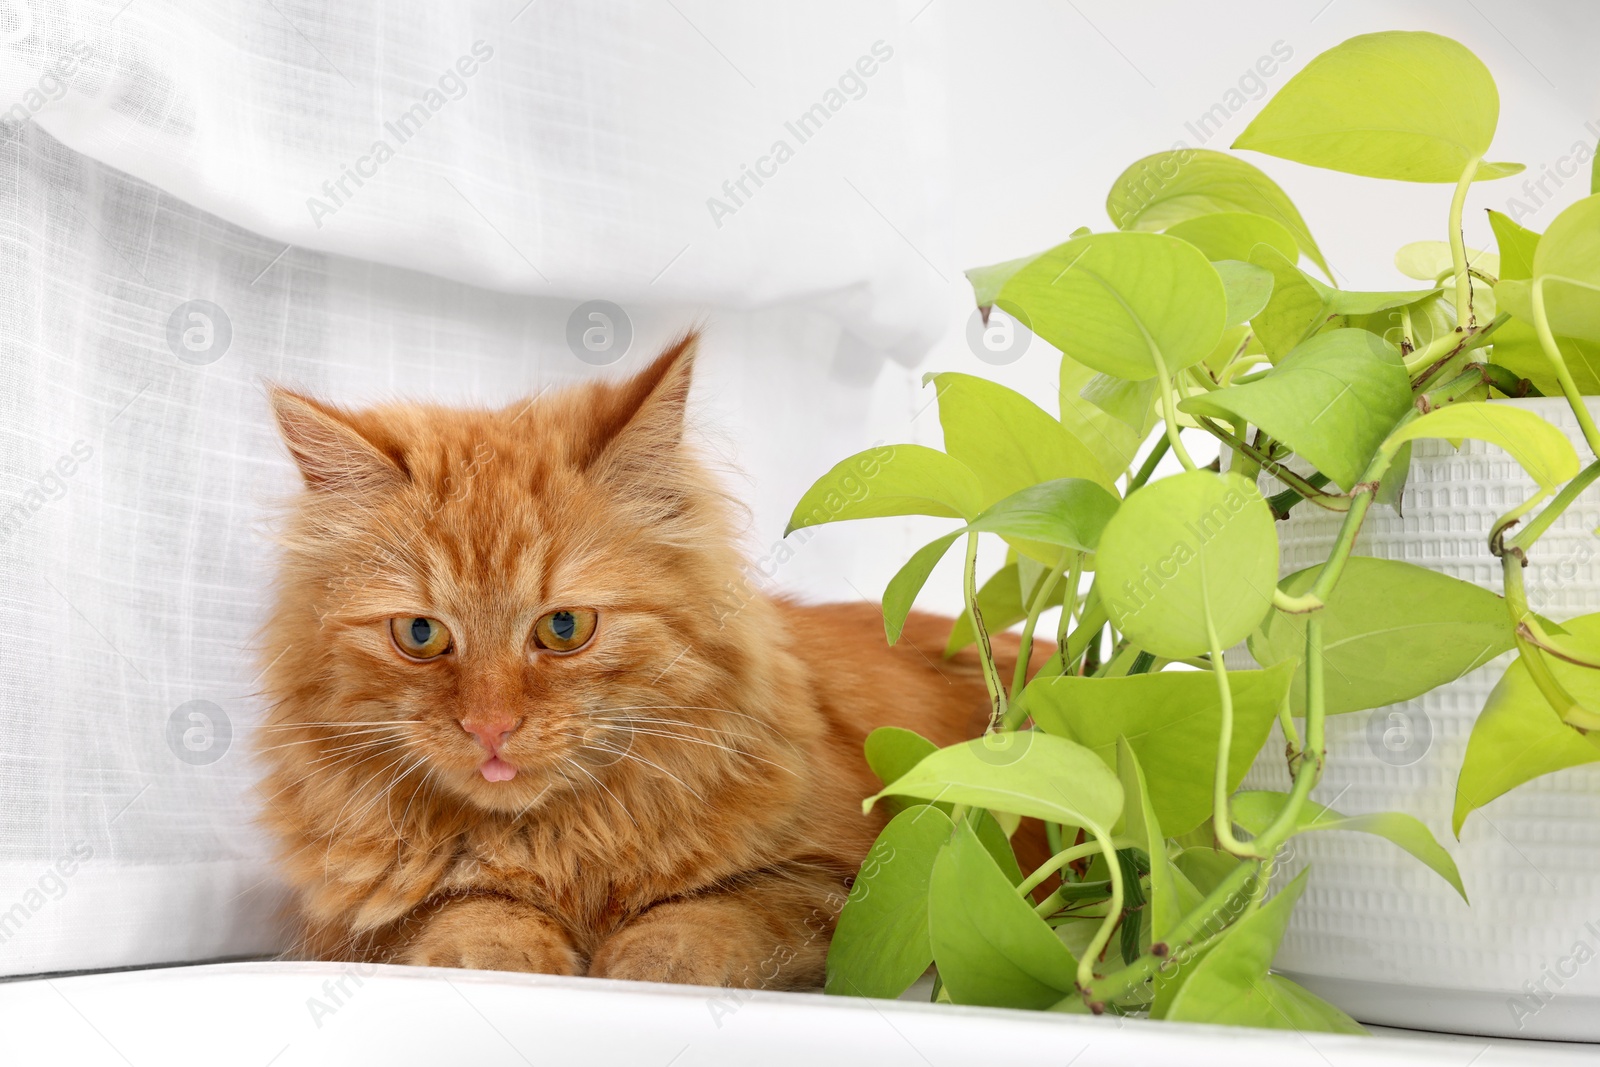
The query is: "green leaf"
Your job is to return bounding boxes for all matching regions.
[826,805,951,998]
[1250,557,1514,716]
[1454,612,1600,835]
[1179,329,1411,491]
[1174,846,1242,896]
[1233,791,1466,900]
[966,253,1042,310]
[1249,244,1333,358]
[1165,211,1299,265]
[1248,244,1436,359]
[1215,260,1275,327]
[787,444,985,533]
[1233,30,1517,185]
[1059,357,1146,475]
[1487,209,1539,281]
[966,479,1120,553]
[1080,372,1159,432]
[1095,470,1279,659]
[1346,291,1456,354]
[926,372,1116,499]
[1492,273,1600,392]
[866,732,1124,833]
[883,531,964,645]
[1488,318,1600,396]
[928,818,1079,1009]
[1022,662,1295,838]
[994,232,1227,382]
[971,809,1026,886]
[1115,739,1181,943]
[1531,194,1600,343]
[1386,402,1580,491]
[865,726,939,787]
[1394,240,1498,284]
[1106,149,1331,278]
[1166,868,1366,1034]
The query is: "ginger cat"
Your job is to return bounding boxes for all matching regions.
[258,330,1046,989]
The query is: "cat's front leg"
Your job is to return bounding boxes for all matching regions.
[588,871,847,989]
[398,894,581,975]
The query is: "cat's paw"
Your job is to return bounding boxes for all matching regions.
[588,912,742,986]
[589,901,810,988]
[399,897,579,975]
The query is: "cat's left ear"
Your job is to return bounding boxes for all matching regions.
[586,328,700,477]
[267,386,410,496]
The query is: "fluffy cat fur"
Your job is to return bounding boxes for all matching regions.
[258,330,1048,988]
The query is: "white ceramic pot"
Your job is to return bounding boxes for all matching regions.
[1240,397,1600,1041]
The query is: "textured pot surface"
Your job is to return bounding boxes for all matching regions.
[1241,397,1600,1042]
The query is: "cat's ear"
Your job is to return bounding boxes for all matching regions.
[268,387,409,495]
[585,329,700,478]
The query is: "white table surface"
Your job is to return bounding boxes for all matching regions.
[1,961,1595,1066]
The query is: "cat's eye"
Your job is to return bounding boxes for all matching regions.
[533,609,597,653]
[390,616,453,660]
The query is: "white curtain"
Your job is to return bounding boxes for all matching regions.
[0,0,946,976]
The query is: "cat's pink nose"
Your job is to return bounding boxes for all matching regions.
[459,717,519,754]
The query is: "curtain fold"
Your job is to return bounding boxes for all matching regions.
[3,0,946,360]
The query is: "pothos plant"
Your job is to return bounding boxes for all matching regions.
[787,30,1600,1031]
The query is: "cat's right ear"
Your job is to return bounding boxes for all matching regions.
[267,387,409,495]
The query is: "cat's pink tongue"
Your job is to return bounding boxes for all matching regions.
[479,757,517,783]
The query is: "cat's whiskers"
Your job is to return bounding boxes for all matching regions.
[574,735,709,802]
[322,747,421,858]
[300,738,403,769]
[596,704,800,750]
[255,742,399,808]
[600,721,802,779]
[397,762,443,844]
[597,715,765,747]
[384,754,433,844]
[257,720,420,729]
[558,755,640,829]
[255,731,401,755]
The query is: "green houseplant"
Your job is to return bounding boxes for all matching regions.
[787,29,1600,1033]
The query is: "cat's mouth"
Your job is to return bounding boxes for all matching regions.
[479,755,518,783]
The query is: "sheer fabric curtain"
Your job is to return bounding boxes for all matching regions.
[0,0,945,975]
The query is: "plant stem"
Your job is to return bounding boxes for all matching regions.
[1080,860,1258,1005]
[1060,554,1085,639]
[1490,489,1552,554]
[1243,614,1328,856]
[1077,827,1126,992]
[1448,156,1481,329]
[1531,281,1600,459]
[1277,690,1303,771]
[1508,460,1600,554]
[1013,552,1071,699]
[1195,416,1351,511]
[1500,554,1600,732]
[1033,879,1114,917]
[963,531,1007,731]
[1481,361,1541,398]
[1016,839,1107,898]
[1204,602,1259,859]
[1417,364,1495,411]
[1152,349,1199,472]
[1405,313,1505,389]
[1266,471,1334,520]
[1287,409,1423,611]
[1128,435,1172,494]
